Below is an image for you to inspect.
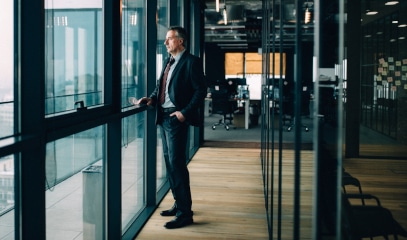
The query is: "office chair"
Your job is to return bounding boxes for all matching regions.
[342,193,407,239]
[283,86,310,132]
[210,85,236,131]
[319,84,337,125]
[342,169,364,205]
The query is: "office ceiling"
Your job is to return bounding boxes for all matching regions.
[203,0,404,50]
[204,0,316,50]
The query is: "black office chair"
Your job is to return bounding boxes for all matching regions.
[342,168,364,205]
[283,86,310,132]
[210,85,236,131]
[342,193,407,239]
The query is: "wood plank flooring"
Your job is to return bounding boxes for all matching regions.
[135,147,268,240]
[343,157,407,239]
[134,146,407,240]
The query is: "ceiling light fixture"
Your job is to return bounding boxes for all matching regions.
[365,0,378,15]
[385,1,399,5]
[366,9,378,15]
[223,1,227,25]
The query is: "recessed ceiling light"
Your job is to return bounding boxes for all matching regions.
[392,20,398,24]
[385,1,399,5]
[398,24,407,28]
[366,11,378,15]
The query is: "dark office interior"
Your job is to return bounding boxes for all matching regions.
[0,0,407,239]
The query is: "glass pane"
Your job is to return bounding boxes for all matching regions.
[156,0,169,192]
[156,132,166,190]
[360,10,407,157]
[122,0,147,108]
[121,113,145,231]
[46,126,105,240]
[45,1,104,115]
[121,0,147,231]
[188,126,194,158]
[0,155,15,240]
[0,0,14,138]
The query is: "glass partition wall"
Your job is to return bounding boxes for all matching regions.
[0,0,203,239]
[359,2,407,158]
[260,0,344,238]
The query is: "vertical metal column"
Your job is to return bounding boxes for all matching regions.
[293,0,304,239]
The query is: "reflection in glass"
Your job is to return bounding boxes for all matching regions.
[121,113,146,231]
[156,0,169,193]
[46,126,105,239]
[0,155,15,240]
[122,0,146,109]
[45,1,104,115]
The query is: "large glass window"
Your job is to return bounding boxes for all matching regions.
[45,126,105,239]
[121,0,147,232]
[360,6,407,157]
[121,113,146,231]
[45,1,104,115]
[0,0,14,138]
[0,155,15,239]
[122,0,147,108]
[156,0,169,192]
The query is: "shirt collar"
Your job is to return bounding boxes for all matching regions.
[172,49,185,62]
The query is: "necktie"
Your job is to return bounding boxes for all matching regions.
[159,57,175,105]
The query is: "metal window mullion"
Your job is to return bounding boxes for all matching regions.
[105,0,122,239]
[18,0,46,239]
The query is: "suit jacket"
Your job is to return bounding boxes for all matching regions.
[150,52,207,126]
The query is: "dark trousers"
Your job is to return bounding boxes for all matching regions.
[159,112,192,217]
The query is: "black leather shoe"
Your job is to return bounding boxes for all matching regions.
[164,216,193,229]
[160,207,177,216]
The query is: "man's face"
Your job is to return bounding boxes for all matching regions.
[164,30,184,55]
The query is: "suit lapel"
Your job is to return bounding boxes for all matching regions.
[169,52,188,82]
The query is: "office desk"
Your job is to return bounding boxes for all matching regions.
[205,97,250,129]
[235,98,250,129]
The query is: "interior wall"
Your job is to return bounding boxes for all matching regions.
[204,43,226,85]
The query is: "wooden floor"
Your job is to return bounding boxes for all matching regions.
[343,157,407,239]
[135,147,268,239]
[134,146,407,240]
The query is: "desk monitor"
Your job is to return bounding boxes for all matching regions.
[226,78,247,95]
[227,78,246,86]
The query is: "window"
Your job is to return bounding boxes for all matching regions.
[46,126,105,239]
[45,1,104,115]
[121,114,146,230]
[156,0,169,192]
[0,0,15,138]
[121,1,147,109]
[0,155,15,239]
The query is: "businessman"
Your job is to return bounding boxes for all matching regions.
[137,26,207,229]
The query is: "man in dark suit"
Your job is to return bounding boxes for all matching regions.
[137,26,207,229]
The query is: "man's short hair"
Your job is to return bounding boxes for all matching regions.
[168,26,187,47]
